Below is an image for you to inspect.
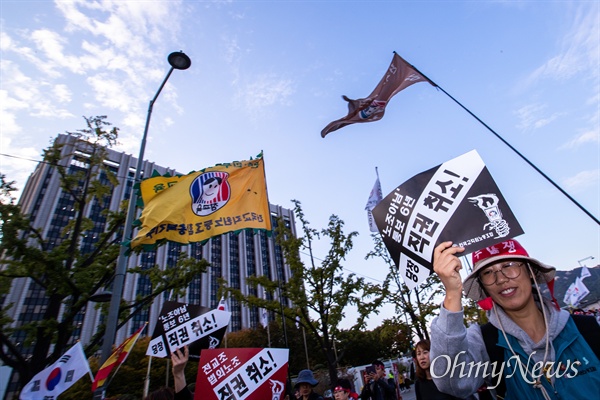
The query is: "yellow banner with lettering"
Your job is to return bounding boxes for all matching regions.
[130,156,271,249]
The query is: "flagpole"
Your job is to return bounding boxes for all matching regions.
[143,356,152,398]
[267,313,271,348]
[302,326,310,369]
[395,52,599,226]
[80,340,95,383]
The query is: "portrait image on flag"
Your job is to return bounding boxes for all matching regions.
[321,52,432,137]
[146,301,231,361]
[130,154,271,249]
[194,348,289,400]
[372,150,524,290]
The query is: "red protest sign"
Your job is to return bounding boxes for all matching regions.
[195,348,289,400]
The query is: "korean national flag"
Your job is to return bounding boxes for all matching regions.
[20,342,92,400]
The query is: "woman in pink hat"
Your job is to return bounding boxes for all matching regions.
[429,239,600,400]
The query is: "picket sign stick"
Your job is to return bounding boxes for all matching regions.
[143,356,152,398]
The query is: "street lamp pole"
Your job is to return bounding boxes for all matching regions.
[93,51,191,400]
[578,256,595,268]
[276,267,289,348]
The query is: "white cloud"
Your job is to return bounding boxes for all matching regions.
[56,0,181,56]
[563,169,600,190]
[0,91,25,137]
[53,84,72,103]
[528,7,599,83]
[0,0,187,152]
[0,31,14,50]
[235,74,295,116]
[86,74,136,113]
[0,60,73,134]
[515,103,562,132]
[560,130,600,149]
[222,35,242,86]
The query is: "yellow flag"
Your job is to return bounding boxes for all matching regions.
[130,156,271,249]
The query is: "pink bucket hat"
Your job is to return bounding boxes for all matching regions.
[463,239,556,305]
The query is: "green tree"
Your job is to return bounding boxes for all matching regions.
[336,317,411,367]
[225,319,325,376]
[225,200,384,387]
[0,116,208,393]
[366,234,444,342]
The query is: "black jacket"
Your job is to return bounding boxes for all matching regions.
[359,378,396,400]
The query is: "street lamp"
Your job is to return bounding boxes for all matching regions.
[93,51,191,400]
[578,256,595,268]
[89,291,112,303]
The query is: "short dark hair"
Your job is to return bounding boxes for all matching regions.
[144,387,175,400]
[335,378,352,391]
[372,360,384,368]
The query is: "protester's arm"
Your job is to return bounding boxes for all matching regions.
[430,242,489,398]
[171,346,189,394]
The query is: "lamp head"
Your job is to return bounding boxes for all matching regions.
[168,51,191,70]
[89,291,113,303]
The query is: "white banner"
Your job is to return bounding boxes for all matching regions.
[365,176,383,232]
[569,277,590,307]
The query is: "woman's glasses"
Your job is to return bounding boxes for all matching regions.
[478,261,524,286]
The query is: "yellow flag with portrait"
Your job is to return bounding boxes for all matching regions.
[130,156,271,249]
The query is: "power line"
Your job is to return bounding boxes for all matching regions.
[0,152,140,184]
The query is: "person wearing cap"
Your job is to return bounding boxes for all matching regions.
[430,239,600,400]
[295,369,324,400]
[359,360,396,400]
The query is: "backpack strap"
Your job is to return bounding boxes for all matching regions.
[479,322,506,400]
[479,315,600,400]
[572,314,600,360]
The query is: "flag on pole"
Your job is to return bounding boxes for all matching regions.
[260,309,269,328]
[563,281,576,306]
[321,52,432,137]
[217,296,228,312]
[569,277,590,307]
[20,342,92,400]
[365,169,383,232]
[92,323,147,392]
[260,308,269,328]
[129,155,271,250]
[580,266,591,279]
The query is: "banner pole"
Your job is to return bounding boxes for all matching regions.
[302,326,310,369]
[397,53,599,226]
[143,356,152,398]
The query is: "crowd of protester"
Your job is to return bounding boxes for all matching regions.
[132,238,600,400]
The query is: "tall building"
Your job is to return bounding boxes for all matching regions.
[2,134,295,391]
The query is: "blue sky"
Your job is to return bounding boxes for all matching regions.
[1,1,598,328]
